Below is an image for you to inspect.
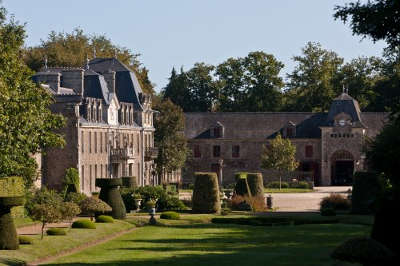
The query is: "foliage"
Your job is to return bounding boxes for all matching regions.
[46,228,67,236]
[79,197,111,220]
[220,208,231,216]
[25,187,63,216]
[351,172,385,214]
[266,181,289,189]
[0,207,19,249]
[30,204,63,239]
[0,7,65,186]
[23,28,154,94]
[156,194,187,211]
[320,208,336,217]
[71,219,96,229]
[120,188,138,212]
[18,235,33,245]
[334,0,400,49]
[289,181,311,189]
[97,178,126,219]
[246,173,264,197]
[192,172,221,214]
[60,201,80,224]
[234,175,248,196]
[65,192,88,206]
[0,176,25,197]
[62,168,80,198]
[144,200,156,211]
[331,237,394,265]
[154,99,189,180]
[160,211,180,220]
[320,194,351,211]
[121,176,138,189]
[96,215,114,223]
[136,186,165,202]
[229,195,251,211]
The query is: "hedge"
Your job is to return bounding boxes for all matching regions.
[46,228,67,236]
[234,173,248,196]
[192,172,221,214]
[247,173,264,197]
[96,178,126,219]
[71,219,96,229]
[96,215,114,223]
[121,176,138,189]
[351,172,384,214]
[18,235,33,245]
[160,211,180,220]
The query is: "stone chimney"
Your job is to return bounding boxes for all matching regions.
[103,71,116,93]
[61,69,84,95]
[32,72,60,93]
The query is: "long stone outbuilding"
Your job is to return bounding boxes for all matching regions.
[33,57,158,195]
[184,92,387,186]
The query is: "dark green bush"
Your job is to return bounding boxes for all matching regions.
[266,181,289,189]
[0,208,19,250]
[71,219,96,229]
[157,194,186,211]
[320,194,351,211]
[18,235,33,245]
[136,185,165,202]
[96,178,126,219]
[221,208,231,216]
[96,215,114,223]
[181,199,192,208]
[46,228,67,235]
[331,237,394,265]
[65,192,88,205]
[247,173,264,196]
[192,172,221,214]
[120,188,138,212]
[289,181,310,189]
[122,176,138,189]
[351,172,385,214]
[160,211,180,220]
[234,173,248,196]
[321,207,336,216]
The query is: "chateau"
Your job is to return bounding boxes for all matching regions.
[184,92,387,186]
[33,58,158,195]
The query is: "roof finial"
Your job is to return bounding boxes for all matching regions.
[86,55,90,70]
[93,47,96,58]
[44,55,48,70]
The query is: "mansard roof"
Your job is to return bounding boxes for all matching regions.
[326,92,364,127]
[88,58,143,110]
[185,111,387,140]
[83,69,111,104]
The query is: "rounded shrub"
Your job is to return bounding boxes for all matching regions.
[96,215,114,223]
[96,178,126,219]
[46,228,67,236]
[157,194,186,211]
[18,235,33,245]
[289,181,310,189]
[160,211,180,220]
[71,219,96,229]
[247,173,264,197]
[192,172,221,214]
[267,181,289,189]
[320,194,351,211]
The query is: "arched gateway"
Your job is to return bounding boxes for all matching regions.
[330,150,354,185]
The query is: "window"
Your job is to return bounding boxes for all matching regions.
[305,145,313,158]
[89,132,91,153]
[232,145,240,158]
[213,145,221,157]
[94,132,97,153]
[213,127,221,138]
[287,127,294,138]
[81,165,84,192]
[194,145,201,158]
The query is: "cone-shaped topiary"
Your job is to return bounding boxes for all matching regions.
[247,173,264,197]
[234,173,248,196]
[96,178,126,219]
[0,176,25,250]
[192,172,221,214]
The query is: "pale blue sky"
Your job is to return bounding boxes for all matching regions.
[4,0,386,92]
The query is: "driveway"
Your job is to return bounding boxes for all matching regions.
[268,186,352,212]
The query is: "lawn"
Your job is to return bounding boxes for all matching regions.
[264,188,313,193]
[0,220,134,266]
[44,214,371,266]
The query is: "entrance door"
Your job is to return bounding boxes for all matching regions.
[332,161,354,185]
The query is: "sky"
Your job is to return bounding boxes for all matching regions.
[3,0,386,92]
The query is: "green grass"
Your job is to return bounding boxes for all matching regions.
[264,188,314,193]
[0,220,134,265]
[44,214,371,266]
[14,217,37,228]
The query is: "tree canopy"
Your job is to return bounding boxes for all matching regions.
[0,6,65,186]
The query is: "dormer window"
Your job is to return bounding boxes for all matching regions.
[210,121,224,138]
[284,121,296,138]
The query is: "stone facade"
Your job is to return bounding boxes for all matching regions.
[184,93,387,186]
[33,58,157,195]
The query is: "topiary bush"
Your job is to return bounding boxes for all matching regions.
[351,172,385,214]
[234,173,248,196]
[120,188,138,213]
[320,193,351,211]
[157,194,186,211]
[79,197,111,220]
[192,172,221,214]
[46,228,67,236]
[266,181,289,189]
[122,176,138,189]
[65,192,88,206]
[71,219,96,229]
[96,178,126,219]
[96,215,114,223]
[18,235,33,245]
[160,211,180,220]
[247,173,264,197]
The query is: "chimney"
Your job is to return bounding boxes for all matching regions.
[103,71,116,93]
[61,69,84,95]
[32,72,60,93]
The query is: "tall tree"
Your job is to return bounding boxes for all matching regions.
[162,67,191,111]
[153,99,189,183]
[260,134,299,189]
[0,6,65,186]
[23,28,154,94]
[217,51,284,112]
[285,42,344,112]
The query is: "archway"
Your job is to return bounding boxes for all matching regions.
[331,150,354,185]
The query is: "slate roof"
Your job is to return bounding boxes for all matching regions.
[326,93,364,127]
[83,70,111,104]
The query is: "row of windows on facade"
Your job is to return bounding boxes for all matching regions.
[330,133,354,138]
[193,144,314,158]
[85,100,137,126]
[81,131,146,153]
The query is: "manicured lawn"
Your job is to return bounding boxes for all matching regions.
[264,188,314,193]
[0,220,134,265]
[44,214,371,266]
